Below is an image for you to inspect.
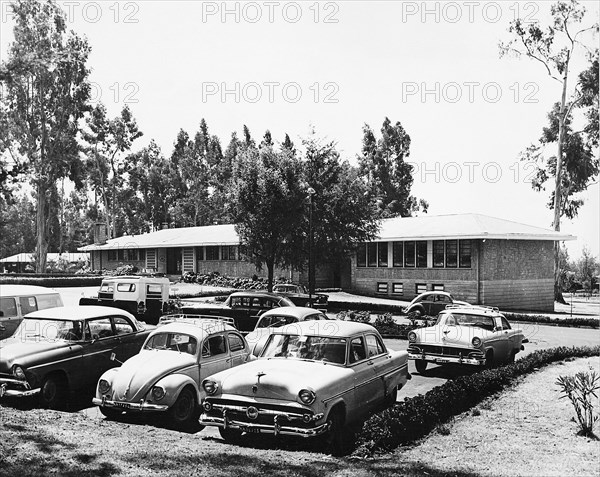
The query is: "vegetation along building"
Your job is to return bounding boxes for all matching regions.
[79,213,574,311]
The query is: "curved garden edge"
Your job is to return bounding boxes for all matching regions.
[353,345,600,457]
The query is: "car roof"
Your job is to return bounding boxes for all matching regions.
[442,305,503,316]
[0,284,61,296]
[151,320,237,340]
[230,290,286,298]
[102,275,169,282]
[259,306,324,319]
[274,319,375,338]
[24,305,137,321]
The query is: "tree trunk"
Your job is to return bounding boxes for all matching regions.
[35,184,48,273]
[266,259,274,292]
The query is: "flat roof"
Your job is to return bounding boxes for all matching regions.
[78,214,575,252]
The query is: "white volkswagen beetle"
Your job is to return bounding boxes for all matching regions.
[92,316,251,429]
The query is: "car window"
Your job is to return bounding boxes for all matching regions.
[500,317,511,330]
[0,297,17,318]
[228,333,245,352]
[88,317,115,339]
[36,293,62,310]
[100,283,114,293]
[366,334,385,357]
[116,283,136,292]
[304,313,324,321]
[19,296,38,315]
[439,295,451,303]
[145,332,197,355]
[203,335,227,357]
[261,334,346,364]
[113,316,135,335]
[349,337,367,363]
[257,315,296,328]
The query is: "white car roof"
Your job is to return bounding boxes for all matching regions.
[24,305,137,321]
[275,319,375,338]
[0,284,61,296]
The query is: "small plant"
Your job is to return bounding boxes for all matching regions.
[556,371,600,438]
[472,408,481,416]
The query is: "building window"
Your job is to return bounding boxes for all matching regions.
[377,282,388,294]
[377,242,388,267]
[367,243,377,267]
[108,250,117,261]
[432,284,445,291]
[416,241,427,268]
[205,246,219,261]
[196,247,205,261]
[433,241,445,268]
[404,241,415,267]
[221,246,237,261]
[416,283,427,294]
[356,243,366,267]
[459,240,472,268]
[446,240,458,268]
[392,242,403,267]
[392,283,403,295]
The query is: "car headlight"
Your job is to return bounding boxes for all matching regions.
[298,389,316,405]
[12,366,26,381]
[151,386,166,401]
[408,331,417,343]
[203,380,219,395]
[472,337,482,347]
[98,379,111,394]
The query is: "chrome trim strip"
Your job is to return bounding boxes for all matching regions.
[92,397,169,412]
[408,353,485,366]
[200,415,329,437]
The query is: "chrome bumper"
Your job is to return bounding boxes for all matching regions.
[408,352,485,366]
[0,379,40,398]
[200,402,327,437]
[92,396,169,412]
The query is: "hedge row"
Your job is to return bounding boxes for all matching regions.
[503,312,599,329]
[0,275,103,287]
[353,345,600,456]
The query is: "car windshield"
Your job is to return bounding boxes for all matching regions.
[262,334,347,364]
[255,315,296,329]
[15,318,85,341]
[436,312,495,330]
[144,332,198,355]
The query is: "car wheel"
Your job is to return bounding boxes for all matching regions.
[219,426,243,443]
[508,350,517,364]
[99,406,123,420]
[384,386,398,407]
[484,350,494,368]
[40,374,68,410]
[168,387,198,429]
[324,408,353,456]
[415,359,428,374]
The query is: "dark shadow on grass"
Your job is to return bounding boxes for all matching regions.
[417,364,480,379]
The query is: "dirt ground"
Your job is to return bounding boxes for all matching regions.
[1,357,599,477]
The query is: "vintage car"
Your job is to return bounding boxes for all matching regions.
[200,320,410,454]
[0,306,153,408]
[407,305,528,373]
[271,284,328,311]
[404,291,469,318]
[80,275,170,324]
[92,315,251,429]
[0,285,63,340]
[244,306,332,356]
[179,291,295,334]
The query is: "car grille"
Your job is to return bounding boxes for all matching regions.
[409,344,483,358]
[205,398,315,428]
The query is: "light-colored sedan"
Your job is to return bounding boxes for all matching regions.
[200,320,410,455]
[407,305,528,373]
[244,306,331,357]
[92,316,251,429]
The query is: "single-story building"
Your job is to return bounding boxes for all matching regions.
[79,213,575,311]
[0,252,90,273]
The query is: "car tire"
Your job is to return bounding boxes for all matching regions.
[484,350,494,369]
[40,374,68,410]
[324,408,353,456]
[508,350,517,364]
[384,386,398,407]
[168,387,199,429]
[99,406,123,420]
[415,359,428,374]
[219,426,243,443]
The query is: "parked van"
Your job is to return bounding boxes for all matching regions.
[0,285,64,339]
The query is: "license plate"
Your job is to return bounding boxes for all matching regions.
[114,402,132,409]
[240,426,260,434]
[0,384,6,398]
[436,358,450,363]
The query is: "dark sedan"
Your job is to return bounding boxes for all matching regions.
[0,306,154,409]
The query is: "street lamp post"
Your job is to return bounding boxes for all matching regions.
[307,187,316,306]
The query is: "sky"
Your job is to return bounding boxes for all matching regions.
[1,0,598,259]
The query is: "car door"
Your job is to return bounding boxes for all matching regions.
[364,333,393,403]
[111,315,144,361]
[348,335,380,418]
[80,316,123,389]
[432,294,452,315]
[492,316,512,362]
[199,333,231,378]
[227,332,248,367]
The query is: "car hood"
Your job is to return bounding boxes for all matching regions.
[211,358,352,402]
[0,337,77,371]
[107,350,196,402]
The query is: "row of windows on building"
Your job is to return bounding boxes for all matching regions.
[377,282,445,295]
[357,240,472,269]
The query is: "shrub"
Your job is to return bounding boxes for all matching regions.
[556,371,600,438]
[336,310,371,323]
[353,345,600,456]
